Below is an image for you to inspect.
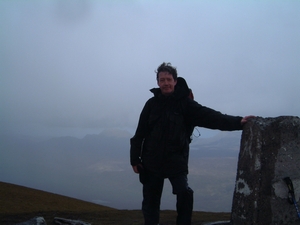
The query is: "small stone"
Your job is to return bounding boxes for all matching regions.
[15,217,47,225]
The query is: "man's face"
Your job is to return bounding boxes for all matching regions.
[157,71,177,96]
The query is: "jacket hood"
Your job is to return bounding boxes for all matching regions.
[150,77,191,100]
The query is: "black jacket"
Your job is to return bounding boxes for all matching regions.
[130,85,243,177]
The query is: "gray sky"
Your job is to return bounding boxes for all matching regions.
[1,0,300,138]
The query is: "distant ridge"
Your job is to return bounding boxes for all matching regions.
[98,128,132,138]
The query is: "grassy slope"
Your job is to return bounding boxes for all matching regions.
[0,181,230,225]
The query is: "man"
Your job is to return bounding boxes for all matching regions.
[130,62,254,225]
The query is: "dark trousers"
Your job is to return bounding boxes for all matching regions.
[142,173,193,225]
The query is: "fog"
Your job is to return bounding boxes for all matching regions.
[1,1,299,138]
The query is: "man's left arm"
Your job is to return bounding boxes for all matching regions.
[186,99,255,131]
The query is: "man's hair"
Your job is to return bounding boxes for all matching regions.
[155,62,178,81]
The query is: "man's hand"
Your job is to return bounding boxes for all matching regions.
[132,165,141,173]
[241,115,256,125]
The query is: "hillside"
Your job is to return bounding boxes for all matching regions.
[0,181,230,225]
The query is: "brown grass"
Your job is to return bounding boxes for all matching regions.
[0,181,230,225]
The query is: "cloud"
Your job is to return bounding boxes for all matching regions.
[1,1,299,137]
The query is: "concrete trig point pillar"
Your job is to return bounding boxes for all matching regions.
[231,116,300,225]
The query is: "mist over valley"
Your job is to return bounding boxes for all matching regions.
[0,129,243,212]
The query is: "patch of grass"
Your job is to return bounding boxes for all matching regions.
[0,181,230,225]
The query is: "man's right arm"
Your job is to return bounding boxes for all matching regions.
[130,99,152,168]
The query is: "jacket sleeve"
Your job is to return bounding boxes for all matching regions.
[130,99,152,166]
[186,99,243,131]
